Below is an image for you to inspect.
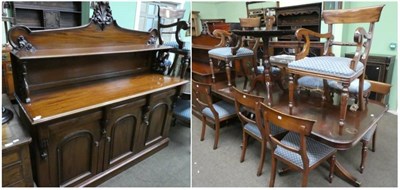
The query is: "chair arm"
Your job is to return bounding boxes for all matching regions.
[175,21,189,49]
[350,27,372,70]
[295,28,333,60]
[213,29,232,47]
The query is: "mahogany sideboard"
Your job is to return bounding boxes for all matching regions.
[8,2,187,187]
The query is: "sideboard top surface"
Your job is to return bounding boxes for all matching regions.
[18,74,188,125]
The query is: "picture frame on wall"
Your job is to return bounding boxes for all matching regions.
[323,1,343,10]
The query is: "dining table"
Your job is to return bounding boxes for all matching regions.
[210,81,387,187]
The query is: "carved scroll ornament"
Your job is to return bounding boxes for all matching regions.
[90,1,113,30]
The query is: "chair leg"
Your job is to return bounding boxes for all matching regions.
[213,121,220,150]
[372,129,377,152]
[226,61,232,87]
[328,155,336,183]
[200,115,206,141]
[358,77,366,111]
[288,74,294,115]
[209,58,215,83]
[240,132,248,162]
[360,140,368,173]
[269,156,277,187]
[339,83,350,127]
[301,169,310,187]
[257,141,266,176]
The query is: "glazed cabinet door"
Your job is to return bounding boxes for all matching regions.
[39,110,103,187]
[140,89,176,149]
[103,98,146,170]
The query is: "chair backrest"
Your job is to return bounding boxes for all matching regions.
[157,6,188,48]
[239,17,261,52]
[321,5,384,69]
[264,15,276,30]
[192,80,215,115]
[259,102,316,167]
[367,80,392,104]
[233,87,265,138]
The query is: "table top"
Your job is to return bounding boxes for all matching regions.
[17,74,188,125]
[231,29,296,38]
[211,82,387,150]
[2,94,32,150]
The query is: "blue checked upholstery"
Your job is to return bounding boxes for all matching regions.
[254,66,281,75]
[297,76,324,89]
[202,100,236,119]
[173,99,191,121]
[274,132,336,169]
[244,122,286,138]
[328,79,371,94]
[163,41,191,51]
[208,47,254,58]
[362,124,377,141]
[289,57,364,78]
[270,54,296,65]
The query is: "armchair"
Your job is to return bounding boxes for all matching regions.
[287,5,384,127]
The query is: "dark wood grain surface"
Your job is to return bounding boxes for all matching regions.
[18,74,187,125]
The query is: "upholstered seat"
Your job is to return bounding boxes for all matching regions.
[297,76,324,89]
[208,47,254,58]
[173,99,191,125]
[289,57,364,78]
[328,79,371,93]
[270,54,296,66]
[202,101,236,119]
[254,66,281,75]
[362,124,377,141]
[163,41,191,51]
[275,132,336,169]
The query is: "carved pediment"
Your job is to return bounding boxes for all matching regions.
[90,1,113,30]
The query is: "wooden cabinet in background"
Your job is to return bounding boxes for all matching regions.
[12,2,82,30]
[275,3,322,41]
[9,2,187,187]
[2,94,33,187]
[345,53,395,103]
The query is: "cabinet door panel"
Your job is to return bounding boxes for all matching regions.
[57,131,97,185]
[105,98,145,169]
[46,111,102,187]
[142,89,176,148]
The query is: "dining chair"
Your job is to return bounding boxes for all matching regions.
[259,102,337,187]
[208,17,261,87]
[287,5,384,127]
[358,80,391,173]
[233,87,286,176]
[192,80,237,150]
[157,5,190,79]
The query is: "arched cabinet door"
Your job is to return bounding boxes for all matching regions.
[140,88,176,150]
[43,110,103,187]
[103,98,146,170]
